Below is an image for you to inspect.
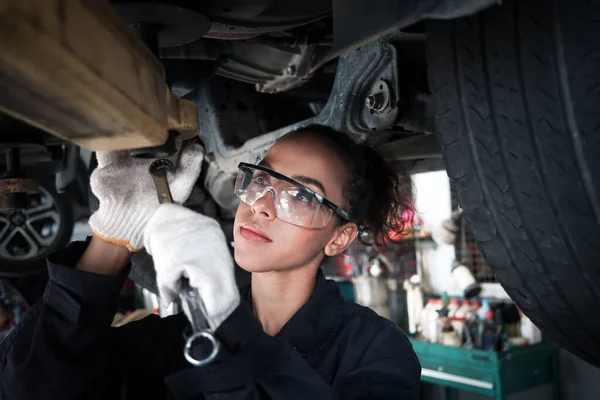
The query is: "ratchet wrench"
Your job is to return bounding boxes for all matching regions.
[149,159,221,367]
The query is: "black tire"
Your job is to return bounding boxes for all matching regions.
[426,0,600,366]
[0,180,74,277]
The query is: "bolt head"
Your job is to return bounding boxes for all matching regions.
[365,95,376,108]
[286,65,297,76]
[10,211,25,227]
[365,92,387,112]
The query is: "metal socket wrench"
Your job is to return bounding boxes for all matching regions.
[148,159,220,367]
[149,159,175,204]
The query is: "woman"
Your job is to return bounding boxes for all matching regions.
[0,126,420,399]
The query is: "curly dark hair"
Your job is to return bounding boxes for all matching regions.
[288,125,413,245]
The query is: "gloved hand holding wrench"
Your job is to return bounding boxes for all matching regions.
[89,140,239,367]
[147,158,236,367]
[89,141,204,251]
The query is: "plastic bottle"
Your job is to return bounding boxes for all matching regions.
[441,291,450,308]
[417,307,425,339]
[434,299,445,312]
[472,300,482,314]
[439,316,461,347]
[462,317,475,349]
[520,311,543,345]
[494,309,508,352]
[448,299,460,319]
[419,299,435,341]
[453,300,470,338]
[427,300,442,343]
[404,275,424,335]
[465,300,476,321]
[481,310,496,351]
[447,299,459,339]
[477,299,491,321]
[434,299,446,341]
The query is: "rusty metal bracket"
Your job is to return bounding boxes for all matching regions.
[0,179,38,195]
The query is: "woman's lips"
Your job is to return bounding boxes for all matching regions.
[240,225,272,243]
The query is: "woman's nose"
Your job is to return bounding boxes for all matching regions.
[251,188,277,220]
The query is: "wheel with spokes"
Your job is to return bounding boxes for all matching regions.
[0,180,73,277]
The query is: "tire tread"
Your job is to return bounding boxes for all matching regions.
[427,0,600,365]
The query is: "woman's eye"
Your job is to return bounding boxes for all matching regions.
[253,174,269,186]
[293,190,314,204]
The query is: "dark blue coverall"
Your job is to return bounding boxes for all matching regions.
[0,240,420,399]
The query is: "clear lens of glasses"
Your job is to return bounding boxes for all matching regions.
[235,166,333,228]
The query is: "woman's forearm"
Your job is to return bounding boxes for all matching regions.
[76,234,133,275]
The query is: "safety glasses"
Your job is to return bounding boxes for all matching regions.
[235,163,350,229]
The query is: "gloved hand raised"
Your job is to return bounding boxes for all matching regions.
[144,203,240,331]
[89,142,204,252]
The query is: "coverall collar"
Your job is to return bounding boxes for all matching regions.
[241,269,346,355]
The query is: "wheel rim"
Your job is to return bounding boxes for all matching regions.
[0,187,61,261]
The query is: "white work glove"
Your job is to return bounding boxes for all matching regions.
[143,203,240,331]
[89,142,204,251]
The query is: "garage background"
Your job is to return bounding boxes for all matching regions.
[412,171,600,400]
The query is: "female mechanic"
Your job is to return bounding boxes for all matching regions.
[0,126,421,399]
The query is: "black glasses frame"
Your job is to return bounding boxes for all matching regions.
[237,162,351,222]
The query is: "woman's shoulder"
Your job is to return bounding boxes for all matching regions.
[332,302,421,379]
[339,301,398,330]
[337,302,416,353]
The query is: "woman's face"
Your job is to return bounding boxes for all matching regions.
[233,132,357,273]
